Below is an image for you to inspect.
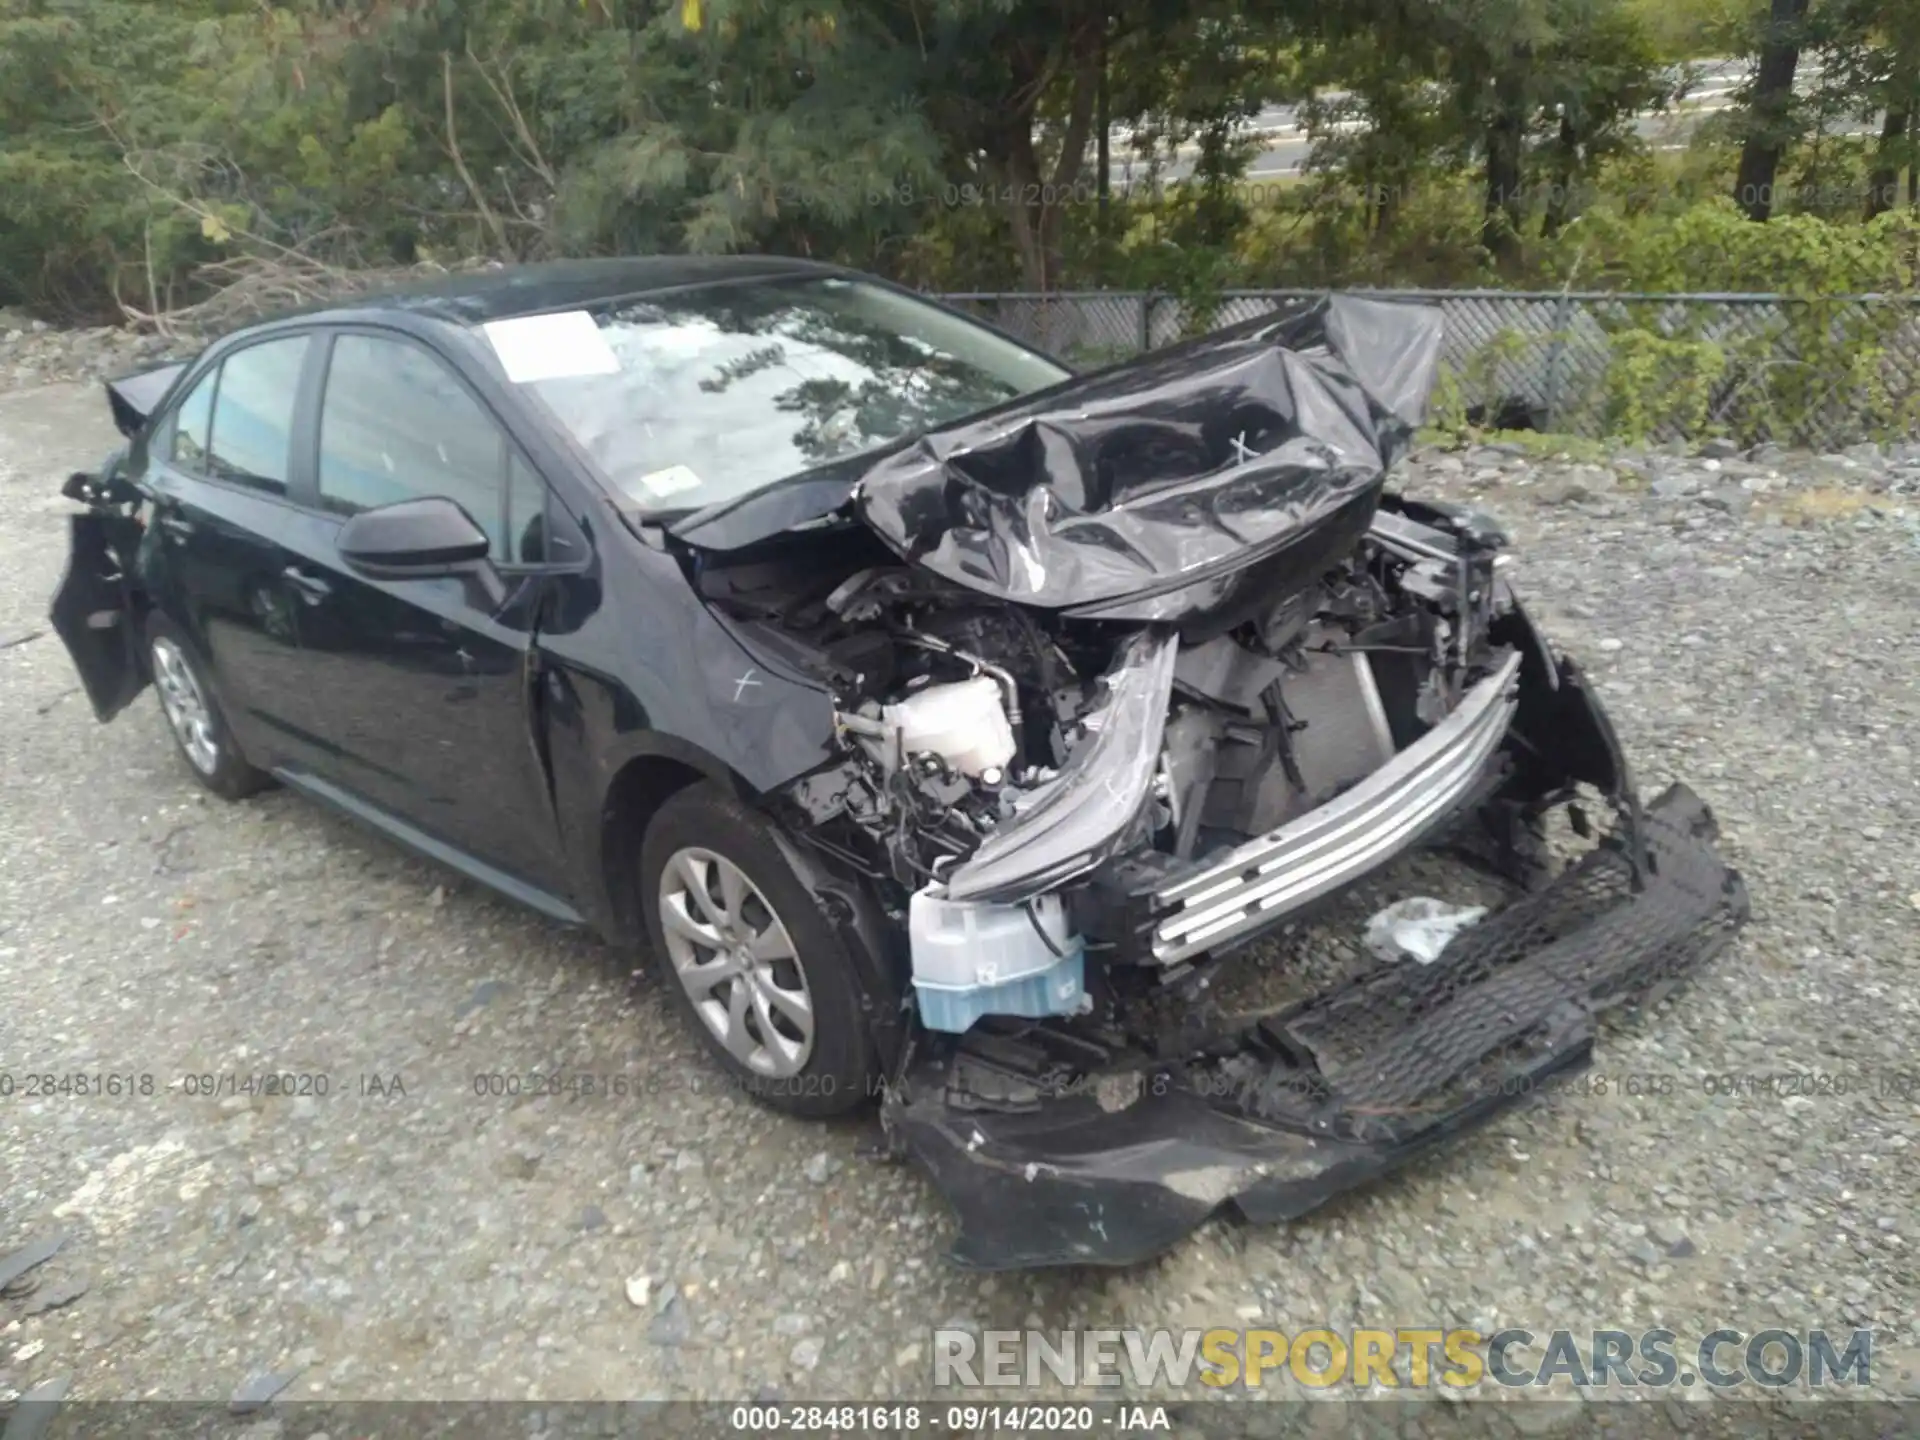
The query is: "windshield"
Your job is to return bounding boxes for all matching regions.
[495,276,1070,513]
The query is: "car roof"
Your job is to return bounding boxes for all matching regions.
[255,255,849,331]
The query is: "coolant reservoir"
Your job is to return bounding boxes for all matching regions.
[883,676,1015,777]
[908,888,1085,1033]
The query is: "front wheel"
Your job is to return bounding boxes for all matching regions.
[639,782,877,1117]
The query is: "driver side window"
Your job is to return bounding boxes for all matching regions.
[318,334,549,563]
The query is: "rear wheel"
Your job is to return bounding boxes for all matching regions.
[639,782,876,1117]
[145,614,272,801]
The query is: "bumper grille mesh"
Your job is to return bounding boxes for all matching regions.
[1210,788,1747,1141]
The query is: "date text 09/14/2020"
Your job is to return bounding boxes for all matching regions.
[728,1405,1171,1433]
[0,1071,406,1099]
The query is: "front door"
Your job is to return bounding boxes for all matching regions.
[276,330,569,893]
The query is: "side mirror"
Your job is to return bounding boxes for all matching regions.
[336,496,504,605]
[337,496,492,573]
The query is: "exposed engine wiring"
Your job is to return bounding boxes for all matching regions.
[1024,899,1066,960]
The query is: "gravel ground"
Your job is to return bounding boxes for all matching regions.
[2,366,1917,1427]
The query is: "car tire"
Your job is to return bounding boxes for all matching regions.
[639,782,877,1118]
[145,613,273,801]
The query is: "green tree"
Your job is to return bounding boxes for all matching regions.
[1294,0,1669,267]
[0,0,237,310]
[1731,0,1813,220]
[1808,0,1920,216]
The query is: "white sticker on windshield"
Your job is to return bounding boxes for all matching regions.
[481,311,619,384]
[638,464,702,497]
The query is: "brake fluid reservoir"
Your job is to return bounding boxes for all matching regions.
[883,676,1015,777]
[908,887,1085,1033]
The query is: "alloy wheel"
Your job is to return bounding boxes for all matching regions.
[657,846,815,1076]
[151,636,220,775]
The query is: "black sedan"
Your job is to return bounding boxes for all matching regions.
[52,257,1748,1268]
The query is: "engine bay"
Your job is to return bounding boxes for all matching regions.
[685,495,1520,1018]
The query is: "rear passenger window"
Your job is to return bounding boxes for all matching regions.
[319,334,544,563]
[205,337,308,494]
[169,371,215,469]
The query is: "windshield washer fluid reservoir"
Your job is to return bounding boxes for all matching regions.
[909,887,1085,1033]
[884,677,1015,777]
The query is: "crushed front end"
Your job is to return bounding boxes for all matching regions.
[674,295,1749,1266]
[884,780,1746,1269]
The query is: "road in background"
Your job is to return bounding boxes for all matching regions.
[1105,55,1877,188]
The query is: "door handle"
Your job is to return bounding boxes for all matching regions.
[283,565,332,603]
[156,514,195,540]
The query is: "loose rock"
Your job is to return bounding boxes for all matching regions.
[228,1369,301,1414]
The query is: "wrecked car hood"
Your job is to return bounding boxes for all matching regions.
[857,294,1443,615]
[672,294,1443,619]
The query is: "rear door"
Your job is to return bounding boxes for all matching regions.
[141,334,320,768]
[274,328,577,891]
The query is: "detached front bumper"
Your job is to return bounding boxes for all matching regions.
[883,783,1749,1269]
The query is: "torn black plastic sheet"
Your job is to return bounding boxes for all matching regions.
[855,295,1445,617]
[883,784,1749,1270]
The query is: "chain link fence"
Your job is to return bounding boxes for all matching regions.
[937,289,1920,450]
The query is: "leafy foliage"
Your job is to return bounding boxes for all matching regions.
[0,0,1915,330]
[1599,329,1729,442]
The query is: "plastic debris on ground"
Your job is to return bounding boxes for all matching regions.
[1363,896,1489,965]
